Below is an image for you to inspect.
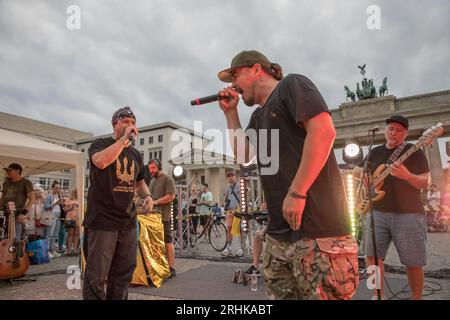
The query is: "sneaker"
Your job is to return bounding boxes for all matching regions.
[48,252,54,259]
[244,265,260,275]
[221,247,232,256]
[52,251,61,258]
[235,248,244,257]
[168,267,176,278]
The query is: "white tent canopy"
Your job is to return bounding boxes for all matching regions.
[0,128,85,225]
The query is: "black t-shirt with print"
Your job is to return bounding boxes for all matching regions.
[246,74,351,243]
[363,143,429,213]
[83,137,145,231]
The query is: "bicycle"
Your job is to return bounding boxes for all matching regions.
[234,210,269,257]
[195,205,228,252]
[173,204,228,252]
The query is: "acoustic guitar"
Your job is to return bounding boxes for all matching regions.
[0,202,30,279]
[356,122,444,215]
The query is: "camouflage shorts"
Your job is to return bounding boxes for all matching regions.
[263,234,359,300]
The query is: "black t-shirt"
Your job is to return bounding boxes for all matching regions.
[246,74,351,243]
[83,137,145,231]
[362,143,429,213]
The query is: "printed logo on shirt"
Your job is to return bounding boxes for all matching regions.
[114,156,135,193]
[3,187,17,200]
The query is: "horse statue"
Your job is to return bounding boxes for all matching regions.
[379,77,388,97]
[356,82,362,100]
[369,79,377,98]
[344,85,356,102]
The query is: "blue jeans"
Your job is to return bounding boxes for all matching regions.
[49,216,61,252]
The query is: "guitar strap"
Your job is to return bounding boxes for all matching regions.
[386,142,407,165]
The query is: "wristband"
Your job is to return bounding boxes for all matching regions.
[288,188,307,199]
[119,136,128,146]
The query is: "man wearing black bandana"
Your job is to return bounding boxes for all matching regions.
[82,106,153,300]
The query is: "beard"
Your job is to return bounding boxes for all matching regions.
[242,83,256,106]
[150,170,159,178]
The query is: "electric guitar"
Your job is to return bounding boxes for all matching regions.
[0,202,30,279]
[356,122,444,215]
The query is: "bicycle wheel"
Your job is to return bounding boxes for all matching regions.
[208,220,227,252]
[240,218,258,257]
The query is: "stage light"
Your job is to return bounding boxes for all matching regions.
[172,165,186,180]
[240,176,249,232]
[343,142,363,167]
[170,203,174,232]
[346,174,357,237]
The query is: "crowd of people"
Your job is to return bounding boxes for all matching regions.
[0,164,80,261]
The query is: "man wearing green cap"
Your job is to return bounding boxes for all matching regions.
[217,50,358,300]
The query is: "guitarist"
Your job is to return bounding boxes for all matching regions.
[353,115,430,300]
[0,163,34,241]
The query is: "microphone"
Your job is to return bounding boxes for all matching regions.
[369,126,380,132]
[128,132,136,141]
[190,94,229,106]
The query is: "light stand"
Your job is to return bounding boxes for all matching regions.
[362,127,382,300]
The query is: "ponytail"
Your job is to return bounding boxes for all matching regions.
[263,63,283,80]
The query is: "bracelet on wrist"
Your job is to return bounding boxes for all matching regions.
[119,136,128,146]
[288,188,307,199]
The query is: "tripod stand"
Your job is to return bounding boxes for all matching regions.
[362,127,383,300]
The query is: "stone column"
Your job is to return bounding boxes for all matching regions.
[219,167,226,205]
[185,169,192,188]
[204,167,211,186]
[424,140,444,191]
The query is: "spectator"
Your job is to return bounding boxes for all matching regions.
[63,189,79,256]
[44,181,64,257]
[197,183,213,234]
[188,185,199,235]
[25,186,46,239]
[221,170,243,257]
[58,189,70,253]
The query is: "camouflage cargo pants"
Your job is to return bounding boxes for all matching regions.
[263,234,359,300]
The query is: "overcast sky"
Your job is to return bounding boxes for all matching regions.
[0,0,449,162]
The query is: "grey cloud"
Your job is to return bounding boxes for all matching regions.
[0,0,448,139]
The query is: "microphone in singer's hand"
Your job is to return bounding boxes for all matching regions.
[128,132,136,141]
[190,94,229,106]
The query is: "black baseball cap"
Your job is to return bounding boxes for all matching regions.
[3,163,22,173]
[386,115,409,130]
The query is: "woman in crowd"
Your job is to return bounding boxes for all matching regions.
[25,186,46,239]
[44,181,64,257]
[63,189,79,256]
